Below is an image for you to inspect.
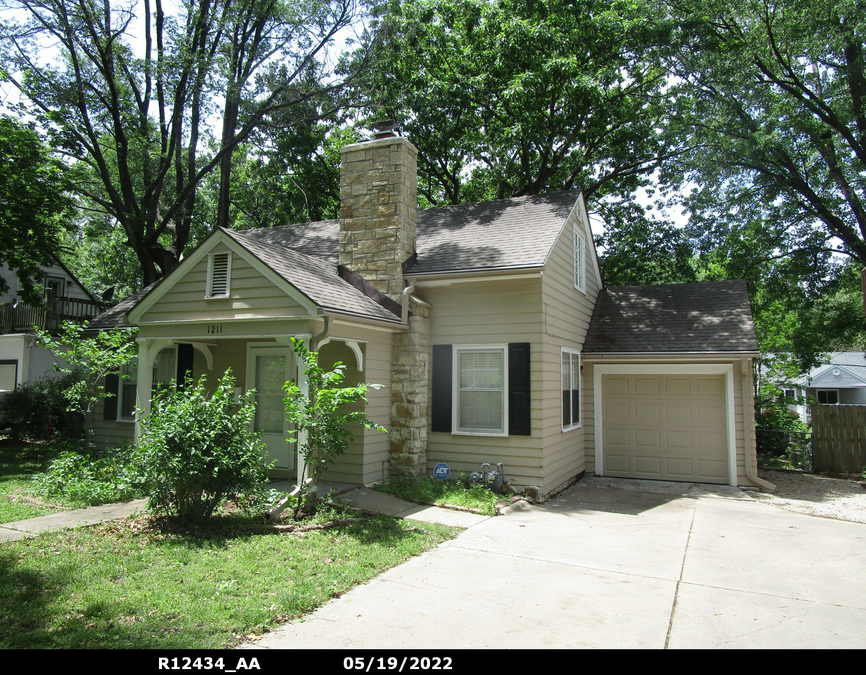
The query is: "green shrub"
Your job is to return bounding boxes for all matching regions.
[136,371,271,524]
[0,373,84,442]
[31,443,142,506]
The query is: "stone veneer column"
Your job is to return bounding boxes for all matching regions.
[388,295,430,477]
[339,136,418,302]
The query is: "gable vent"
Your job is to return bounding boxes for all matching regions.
[208,253,231,297]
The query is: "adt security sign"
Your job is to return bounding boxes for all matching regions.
[433,463,450,480]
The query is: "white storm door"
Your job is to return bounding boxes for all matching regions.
[248,347,293,470]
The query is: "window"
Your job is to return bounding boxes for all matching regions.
[206,252,231,298]
[431,343,531,436]
[783,388,796,400]
[573,228,586,292]
[562,349,580,430]
[454,346,507,435]
[0,360,18,393]
[816,389,839,405]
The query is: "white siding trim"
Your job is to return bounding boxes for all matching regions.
[593,363,738,487]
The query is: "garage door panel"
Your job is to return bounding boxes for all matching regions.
[634,378,659,395]
[635,403,660,420]
[602,373,728,484]
[663,378,691,396]
[634,429,660,447]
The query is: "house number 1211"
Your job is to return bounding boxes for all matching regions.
[207,325,223,334]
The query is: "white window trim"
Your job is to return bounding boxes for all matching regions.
[451,344,508,437]
[206,252,232,299]
[562,348,581,431]
[573,227,586,293]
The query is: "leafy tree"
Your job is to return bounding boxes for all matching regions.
[283,338,385,516]
[0,0,373,285]
[661,0,866,285]
[0,115,76,304]
[359,0,677,223]
[35,322,138,447]
[136,371,270,524]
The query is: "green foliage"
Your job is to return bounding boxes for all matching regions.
[0,115,76,304]
[283,339,386,508]
[0,0,373,285]
[360,0,672,211]
[35,322,138,444]
[0,373,84,442]
[31,444,143,507]
[375,475,500,516]
[136,371,271,524]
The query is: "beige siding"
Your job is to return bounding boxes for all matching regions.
[138,244,308,323]
[538,197,601,495]
[315,324,394,485]
[421,278,545,491]
[92,400,135,451]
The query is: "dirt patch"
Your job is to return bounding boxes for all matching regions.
[751,469,866,524]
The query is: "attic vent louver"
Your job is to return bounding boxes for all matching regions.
[207,252,231,298]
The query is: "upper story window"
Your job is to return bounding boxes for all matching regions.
[573,227,586,293]
[206,252,232,298]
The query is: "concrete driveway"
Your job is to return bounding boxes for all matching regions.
[254,477,866,649]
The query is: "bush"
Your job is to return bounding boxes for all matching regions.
[136,371,271,524]
[31,443,142,506]
[0,373,84,442]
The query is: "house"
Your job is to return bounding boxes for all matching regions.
[89,130,767,495]
[0,258,107,397]
[785,352,866,422]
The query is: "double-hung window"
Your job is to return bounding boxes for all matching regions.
[562,348,580,430]
[454,346,507,435]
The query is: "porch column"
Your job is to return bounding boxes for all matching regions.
[296,363,310,488]
[134,338,173,440]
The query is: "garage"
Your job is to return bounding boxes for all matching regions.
[600,372,729,484]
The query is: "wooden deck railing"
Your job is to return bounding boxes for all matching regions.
[0,297,109,333]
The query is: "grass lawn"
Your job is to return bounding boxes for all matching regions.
[0,510,458,649]
[374,475,504,516]
[0,447,63,523]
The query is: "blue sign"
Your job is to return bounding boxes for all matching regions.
[433,463,451,480]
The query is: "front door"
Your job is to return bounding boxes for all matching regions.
[247,347,293,470]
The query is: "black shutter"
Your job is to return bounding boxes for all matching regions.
[431,344,452,432]
[103,373,119,421]
[177,343,194,390]
[508,342,531,436]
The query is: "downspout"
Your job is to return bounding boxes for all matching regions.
[401,282,415,324]
[742,357,777,491]
[310,314,332,352]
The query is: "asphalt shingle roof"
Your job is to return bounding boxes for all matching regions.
[91,190,581,326]
[226,229,401,323]
[583,280,758,354]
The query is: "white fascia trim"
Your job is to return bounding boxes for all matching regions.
[330,315,406,332]
[583,351,760,359]
[593,363,738,487]
[409,270,541,287]
[452,343,509,437]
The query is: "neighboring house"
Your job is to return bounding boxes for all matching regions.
[0,259,106,397]
[89,131,763,495]
[787,352,866,422]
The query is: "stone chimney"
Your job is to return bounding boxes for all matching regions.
[339,126,418,301]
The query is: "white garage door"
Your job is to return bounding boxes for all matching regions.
[601,374,729,484]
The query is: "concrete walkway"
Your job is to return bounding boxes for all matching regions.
[0,483,478,543]
[0,498,148,542]
[250,477,866,649]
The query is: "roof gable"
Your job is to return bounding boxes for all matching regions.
[805,364,866,388]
